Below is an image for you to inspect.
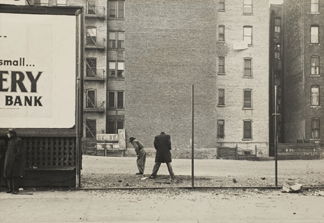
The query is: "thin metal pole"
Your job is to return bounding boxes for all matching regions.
[274,85,278,188]
[192,85,194,189]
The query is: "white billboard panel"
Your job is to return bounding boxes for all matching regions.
[0,13,76,128]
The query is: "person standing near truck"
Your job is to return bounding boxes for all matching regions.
[129,137,147,175]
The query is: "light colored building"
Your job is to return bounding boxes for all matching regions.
[216,0,270,155]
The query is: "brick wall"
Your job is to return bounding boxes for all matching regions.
[125,0,218,150]
[283,0,324,143]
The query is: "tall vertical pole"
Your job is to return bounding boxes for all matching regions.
[191,85,195,189]
[274,85,278,188]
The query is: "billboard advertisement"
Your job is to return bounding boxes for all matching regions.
[0,13,76,128]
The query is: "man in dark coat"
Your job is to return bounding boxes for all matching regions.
[0,139,6,186]
[149,132,175,180]
[3,129,25,194]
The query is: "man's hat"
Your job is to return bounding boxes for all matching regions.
[7,128,16,134]
[129,137,136,142]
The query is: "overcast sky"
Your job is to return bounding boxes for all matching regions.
[270,0,284,4]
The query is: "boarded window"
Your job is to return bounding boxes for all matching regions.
[86,119,96,138]
[86,90,96,108]
[86,58,97,77]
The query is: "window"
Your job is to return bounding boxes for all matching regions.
[243,0,253,14]
[109,32,125,49]
[109,1,125,18]
[108,91,124,109]
[218,57,225,73]
[218,25,225,41]
[86,27,97,46]
[311,0,319,13]
[311,56,320,75]
[107,120,124,134]
[86,89,96,108]
[274,44,281,59]
[244,58,252,77]
[86,58,97,77]
[85,119,96,138]
[243,89,252,108]
[275,17,281,33]
[243,120,252,139]
[217,120,225,138]
[311,118,320,139]
[311,85,320,106]
[87,1,96,14]
[218,89,225,106]
[311,26,319,43]
[243,26,252,45]
[109,61,124,77]
[218,0,225,11]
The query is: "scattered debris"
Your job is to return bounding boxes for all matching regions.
[282,182,303,193]
[314,191,324,196]
[233,178,237,183]
[261,177,265,180]
[118,180,122,182]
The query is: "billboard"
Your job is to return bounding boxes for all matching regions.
[0,13,76,128]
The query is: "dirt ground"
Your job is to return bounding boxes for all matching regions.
[80,155,324,188]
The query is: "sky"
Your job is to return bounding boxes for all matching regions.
[270,0,284,4]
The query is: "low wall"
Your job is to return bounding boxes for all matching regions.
[277,143,324,160]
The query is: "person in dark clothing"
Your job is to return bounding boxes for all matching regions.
[3,129,25,194]
[149,132,175,180]
[129,137,147,175]
[0,140,6,186]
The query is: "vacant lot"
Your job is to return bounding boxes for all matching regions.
[81,155,324,188]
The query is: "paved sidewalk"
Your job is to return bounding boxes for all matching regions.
[1,189,324,223]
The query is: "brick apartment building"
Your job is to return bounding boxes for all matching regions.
[281,0,324,144]
[216,0,270,155]
[22,0,270,155]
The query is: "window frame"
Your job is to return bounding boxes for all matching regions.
[85,119,96,138]
[274,17,281,33]
[218,56,225,74]
[243,0,253,14]
[218,25,225,42]
[311,0,319,14]
[86,57,97,77]
[108,61,125,78]
[86,89,97,108]
[217,119,225,139]
[218,89,225,106]
[311,25,319,44]
[274,44,281,59]
[311,85,320,106]
[87,1,96,15]
[311,55,320,75]
[218,0,225,11]
[243,57,252,77]
[109,31,125,50]
[86,26,97,46]
[243,89,252,109]
[243,120,252,140]
[108,91,124,109]
[109,1,125,19]
[243,26,253,46]
[311,118,320,139]
[107,119,124,134]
